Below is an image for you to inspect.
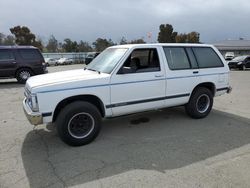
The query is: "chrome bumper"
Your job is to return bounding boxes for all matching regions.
[23,99,43,125]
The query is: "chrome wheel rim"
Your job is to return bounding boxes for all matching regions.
[20,71,31,80]
[68,112,95,139]
[196,94,210,113]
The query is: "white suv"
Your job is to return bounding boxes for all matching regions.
[23,44,231,146]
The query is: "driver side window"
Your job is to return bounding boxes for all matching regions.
[118,48,160,74]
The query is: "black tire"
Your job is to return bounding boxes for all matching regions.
[16,68,33,84]
[240,65,246,71]
[185,87,213,119]
[56,101,102,146]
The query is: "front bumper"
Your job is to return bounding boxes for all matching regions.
[228,63,238,69]
[23,99,43,125]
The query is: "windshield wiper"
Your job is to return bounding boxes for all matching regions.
[84,67,101,74]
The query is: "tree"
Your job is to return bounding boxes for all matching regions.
[158,24,177,43]
[187,32,200,43]
[0,33,15,45]
[175,33,187,43]
[10,25,44,50]
[10,26,36,45]
[175,32,200,43]
[0,33,4,44]
[62,38,79,52]
[78,41,92,52]
[93,38,114,52]
[129,38,146,44]
[119,37,127,45]
[46,35,58,52]
[4,35,15,45]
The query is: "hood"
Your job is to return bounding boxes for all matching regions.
[26,69,109,92]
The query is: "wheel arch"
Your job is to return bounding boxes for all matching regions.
[15,66,34,77]
[191,82,216,97]
[52,94,105,122]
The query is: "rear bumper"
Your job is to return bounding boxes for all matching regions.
[33,66,48,75]
[227,86,232,94]
[216,86,232,95]
[23,99,43,125]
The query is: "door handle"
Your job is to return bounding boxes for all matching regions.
[155,74,164,78]
[193,71,199,74]
[12,61,17,64]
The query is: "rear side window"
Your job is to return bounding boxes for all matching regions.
[0,50,14,61]
[192,47,224,68]
[163,47,190,70]
[19,49,42,60]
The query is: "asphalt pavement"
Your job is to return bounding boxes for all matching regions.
[0,65,250,188]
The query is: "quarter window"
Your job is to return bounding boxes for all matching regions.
[0,50,14,61]
[192,47,224,68]
[19,49,42,60]
[163,47,190,70]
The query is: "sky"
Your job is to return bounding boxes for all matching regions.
[1,0,250,44]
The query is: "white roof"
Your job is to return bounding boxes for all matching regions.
[110,43,213,49]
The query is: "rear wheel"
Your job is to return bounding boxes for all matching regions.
[56,101,102,146]
[185,87,213,119]
[16,68,33,84]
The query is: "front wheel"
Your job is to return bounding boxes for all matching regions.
[56,101,102,146]
[185,87,213,119]
[240,65,246,70]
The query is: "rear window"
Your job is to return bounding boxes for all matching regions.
[163,47,190,70]
[19,49,42,60]
[192,47,224,68]
[0,50,14,61]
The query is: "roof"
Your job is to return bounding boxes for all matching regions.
[111,43,214,48]
[213,40,250,50]
[0,45,37,49]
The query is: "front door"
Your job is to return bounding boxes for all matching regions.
[110,47,166,116]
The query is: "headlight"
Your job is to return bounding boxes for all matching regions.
[25,89,39,112]
[237,62,242,65]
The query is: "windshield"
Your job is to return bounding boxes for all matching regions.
[86,48,128,74]
[233,56,247,61]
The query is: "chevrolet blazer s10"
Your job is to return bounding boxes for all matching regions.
[23,44,231,146]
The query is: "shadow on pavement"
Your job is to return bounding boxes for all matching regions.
[0,80,24,89]
[21,107,250,187]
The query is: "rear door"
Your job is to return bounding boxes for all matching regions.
[0,49,16,77]
[163,46,201,106]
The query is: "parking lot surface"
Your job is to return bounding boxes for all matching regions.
[1,65,250,188]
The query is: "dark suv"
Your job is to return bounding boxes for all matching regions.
[85,52,100,65]
[0,46,47,83]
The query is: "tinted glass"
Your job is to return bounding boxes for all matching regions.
[192,47,224,68]
[0,50,14,60]
[19,49,42,60]
[163,47,190,70]
[186,48,198,69]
